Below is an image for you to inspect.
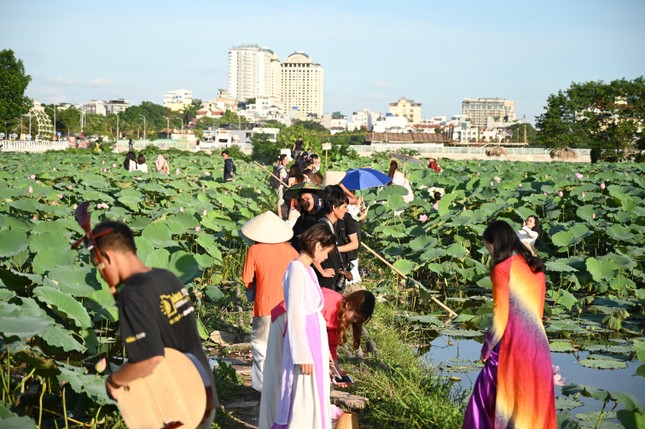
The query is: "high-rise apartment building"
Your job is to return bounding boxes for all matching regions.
[461,98,516,129]
[389,97,422,123]
[227,44,281,102]
[281,51,324,117]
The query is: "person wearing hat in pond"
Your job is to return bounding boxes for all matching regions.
[241,211,299,392]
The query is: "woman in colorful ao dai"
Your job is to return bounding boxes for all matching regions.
[268,223,336,429]
[463,220,556,429]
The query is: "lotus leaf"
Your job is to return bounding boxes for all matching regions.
[552,289,579,310]
[0,415,38,428]
[582,344,633,355]
[616,409,645,429]
[141,222,174,247]
[556,396,584,411]
[437,358,483,373]
[393,259,417,275]
[586,257,620,283]
[405,314,442,327]
[579,354,628,369]
[33,286,92,328]
[546,260,579,273]
[0,313,52,340]
[143,248,171,269]
[195,234,223,263]
[408,234,437,252]
[169,251,201,283]
[0,229,29,257]
[56,362,112,404]
[574,412,620,428]
[439,328,482,338]
[550,340,577,352]
[45,266,99,297]
[164,213,199,234]
[40,324,86,352]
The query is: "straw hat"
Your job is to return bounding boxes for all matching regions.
[323,171,346,187]
[241,211,294,244]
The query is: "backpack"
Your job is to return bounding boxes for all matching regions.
[270,165,285,189]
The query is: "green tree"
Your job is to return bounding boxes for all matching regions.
[506,123,537,144]
[250,132,278,164]
[536,77,645,160]
[0,49,32,135]
[183,99,202,125]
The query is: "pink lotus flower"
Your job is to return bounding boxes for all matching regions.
[544,192,548,195]
[553,365,566,387]
[558,191,564,197]
[592,213,596,219]
[58,194,64,199]
[95,357,107,373]
[494,176,501,183]
[28,186,33,194]
[195,226,201,232]
[581,192,586,199]
[204,171,211,176]
[30,174,36,180]
[418,214,428,223]
[600,182,606,190]
[35,180,40,184]
[176,168,180,175]
[96,203,110,209]
[575,172,584,180]
[490,181,495,187]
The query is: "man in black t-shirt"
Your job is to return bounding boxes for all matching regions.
[314,185,349,291]
[91,221,217,429]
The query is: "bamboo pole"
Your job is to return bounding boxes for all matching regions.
[253,160,290,187]
[361,242,458,318]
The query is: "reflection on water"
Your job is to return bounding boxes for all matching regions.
[424,336,645,419]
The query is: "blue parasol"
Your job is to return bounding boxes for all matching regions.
[341,168,392,190]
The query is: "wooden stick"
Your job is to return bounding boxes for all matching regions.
[253,160,290,187]
[361,242,458,318]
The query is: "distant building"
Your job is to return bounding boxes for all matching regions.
[462,98,516,129]
[389,97,422,124]
[349,109,381,131]
[227,44,281,102]
[106,99,129,114]
[85,100,107,116]
[372,114,411,133]
[281,51,324,118]
[163,89,193,111]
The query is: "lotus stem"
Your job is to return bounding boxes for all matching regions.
[62,384,69,429]
[38,377,46,428]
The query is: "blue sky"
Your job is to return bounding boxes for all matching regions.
[3,0,644,124]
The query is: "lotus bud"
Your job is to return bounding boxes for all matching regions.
[581,192,585,199]
[518,183,523,188]
[203,210,208,216]
[176,168,180,175]
[418,214,428,223]
[494,176,501,183]
[30,174,36,180]
[68,185,73,190]
[195,226,201,232]
[592,213,596,219]
[95,357,107,373]
[490,181,494,187]
[575,172,584,180]
[112,164,117,168]
[28,186,33,194]
[558,191,564,197]
[600,182,606,190]
[205,171,211,176]
[180,207,184,212]
[59,194,64,199]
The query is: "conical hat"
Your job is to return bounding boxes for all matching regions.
[241,211,293,244]
[323,171,346,186]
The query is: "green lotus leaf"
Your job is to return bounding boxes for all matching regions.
[31,247,77,275]
[56,362,111,405]
[169,251,201,284]
[194,253,215,269]
[552,289,579,310]
[636,365,645,378]
[0,415,38,428]
[44,265,98,297]
[551,230,577,248]
[439,328,482,338]
[546,260,578,273]
[476,276,492,290]
[617,409,645,429]
[164,213,199,234]
[634,339,645,363]
[582,344,633,355]
[29,231,70,254]
[393,258,417,275]
[579,354,628,369]
[201,286,224,304]
[195,234,223,263]
[141,222,174,247]
[9,199,40,214]
[550,340,577,353]
[605,224,634,242]
[117,195,141,211]
[0,216,31,232]
[143,248,171,269]
[556,396,584,411]
[0,315,52,340]
[214,193,236,209]
[0,229,29,257]
[408,234,436,252]
[33,286,92,328]
[405,314,442,327]
[446,243,470,259]
[437,358,483,373]
[586,257,619,283]
[200,216,238,235]
[39,324,86,352]
[134,235,155,261]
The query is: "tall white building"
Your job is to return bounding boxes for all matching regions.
[461,98,516,129]
[281,51,324,118]
[227,44,281,102]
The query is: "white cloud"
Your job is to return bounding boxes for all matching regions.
[88,78,110,86]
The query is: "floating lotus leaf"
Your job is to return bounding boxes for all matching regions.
[437,358,482,373]
[633,340,645,363]
[582,344,633,355]
[550,340,577,353]
[556,396,584,411]
[33,286,92,328]
[574,411,619,428]
[439,328,482,338]
[579,354,628,369]
[404,314,442,327]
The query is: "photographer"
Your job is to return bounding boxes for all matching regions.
[314,185,352,291]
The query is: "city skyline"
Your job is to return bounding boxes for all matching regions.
[3,0,644,124]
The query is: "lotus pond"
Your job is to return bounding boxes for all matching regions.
[0,148,643,428]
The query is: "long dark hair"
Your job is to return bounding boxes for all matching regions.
[298,223,336,258]
[387,160,398,178]
[527,215,541,238]
[337,290,376,349]
[483,220,544,273]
